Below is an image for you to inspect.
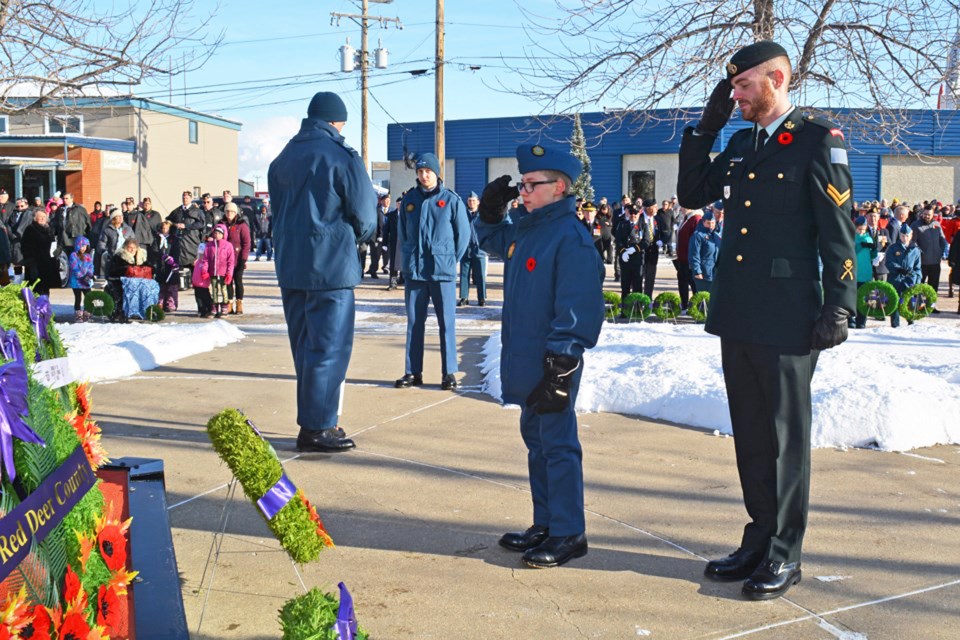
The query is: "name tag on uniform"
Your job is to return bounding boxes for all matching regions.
[723,186,731,199]
[730,157,743,163]
[830,148,848,165]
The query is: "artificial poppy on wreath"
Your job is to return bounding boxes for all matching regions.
[778,132,793,145]
[526,257,536,272]
[437,199,446,207]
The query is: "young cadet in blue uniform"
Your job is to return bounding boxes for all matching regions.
[677,41,857,599]
[885,223,922,328]
[395,153,471,391]
[457,191,487,306]
[268,91,376,453]
[476,145,604,569]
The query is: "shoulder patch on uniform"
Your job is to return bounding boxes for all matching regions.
[506,242,516,259]
[826,184,851,207]
[840,259,854,281]
[405,203,415,212]
[830,148,848,165]
[802,114,839,131]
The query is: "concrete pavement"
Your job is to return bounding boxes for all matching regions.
[76,257,960,639]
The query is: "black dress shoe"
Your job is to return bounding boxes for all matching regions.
[522,533,588,568]
[704,548,766,582]
[395,373,423,388]
[296,428,355,452]
[456,298,468,307]
[478,298,485,307]
[742,561,802,600]
[440,374,459,390]
[499,524,549,552]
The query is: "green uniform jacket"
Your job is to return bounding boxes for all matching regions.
[677,109,857,350]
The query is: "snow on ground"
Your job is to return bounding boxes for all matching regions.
[481,323,960,452]
[56,320,245,383]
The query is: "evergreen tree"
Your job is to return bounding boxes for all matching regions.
[569,113,594,203]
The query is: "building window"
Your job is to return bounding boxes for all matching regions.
[628,170,656,202]
[0,116,8,135]
[46,115,83,135]
[193,187,201,198]
[189,120,198,144]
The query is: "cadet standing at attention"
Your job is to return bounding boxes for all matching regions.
[268,91,377,453]
[677,41,857,599]
[476,145,604,569]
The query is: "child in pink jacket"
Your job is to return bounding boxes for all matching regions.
[192,244,213,318]
[204,224,235,317]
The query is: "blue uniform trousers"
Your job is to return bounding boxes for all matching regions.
[281,287,355,431]
[519,368,585,537]
[458,254,487,301]
[404,279,458,376]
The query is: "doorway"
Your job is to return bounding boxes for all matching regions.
[628,170,655,202]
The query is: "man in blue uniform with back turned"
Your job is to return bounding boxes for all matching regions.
[476,145,604,569]
[677,41,856,599]
[394,153,470,391]
[268,91,376,453]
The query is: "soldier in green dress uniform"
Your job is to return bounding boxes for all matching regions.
[677,41,857,600]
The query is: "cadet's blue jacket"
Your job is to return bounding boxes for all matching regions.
[885,240,921,292]
[477,196,605,405]
[462,210,486,260]
[267,119,376,290]
[688,226,721,281]
[399,181,470,281]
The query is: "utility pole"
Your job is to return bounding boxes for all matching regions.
[332,1,401,174]
[435,0,445,179]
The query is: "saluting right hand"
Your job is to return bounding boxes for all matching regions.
[698,79,735,136]
[479,175,520,225]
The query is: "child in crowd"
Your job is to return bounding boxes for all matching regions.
[154,220,180,312]
[204,224,235,318]
[67,236,94,322]
[192,242,213,318]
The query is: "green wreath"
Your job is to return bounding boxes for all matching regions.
[279,587,369,640]
[653,292,683,321]
[856,280,899,319]
[144,304,165,322]
[621,293,651,322]
[898,283,938,323]
[688,291,710,323]
[84,290,115,319]
[602,291,621,320]
[206,408,334,564]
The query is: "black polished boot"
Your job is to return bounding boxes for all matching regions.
[498,524,549,552]
[704,548,766,582]
[394,373,423,388]
[742,560,802,600]
[296,427,355,453]
[522,533,588,569]
[440,374,459,391]
[478,298,485,307]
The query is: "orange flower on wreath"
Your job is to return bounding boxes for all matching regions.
[75,383,92,420]
[67,412,109,470]
[0,588,30,637]
[298,492,334,548]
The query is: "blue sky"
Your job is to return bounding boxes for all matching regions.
[135,0,563,186]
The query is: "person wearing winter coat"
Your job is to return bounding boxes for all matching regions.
[253,205,273,261]
[457,191,487,306]
[153,220,180,312]
[382,197,402,289]
[67,236,95,321]
[167,191,206,285]
[852,216,878,328]
[204,224,235,317]
[105,238,152,322]
[885,223,922,328]
[0,219,10,287]
[948,230,960,313]
[20,210,61,296]
[223,203,251,314]
[97,211,135,276]
[192,244,214,318]
[688,210,721,294]
[911,207,949,311]
[52,193,90,254]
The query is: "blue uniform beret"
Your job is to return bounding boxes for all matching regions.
[468,191,479,199]
[712,200,725,210]
[899,223,912,235]
[702,210,715,221]
[726,41,789,78]
[516,144,583,184]
[415,152,441,176]
[307,91,348,122]
[854,216,867,226]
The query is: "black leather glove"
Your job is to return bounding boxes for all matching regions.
[697,79,735,136]
[811,305,850,351]
[478,175,520,225]
[860,241,874,249]
[525,352,580,415]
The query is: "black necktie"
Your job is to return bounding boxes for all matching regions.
[756,128,768,151]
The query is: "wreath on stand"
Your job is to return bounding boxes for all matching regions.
[898,283,938,323]
[856,281,899,320]
[688,291,710,323]
[144,305,165,322]
[84,290,116,320]
[621,293,651,322]
[652,292,682,321]
[602,291,621,321]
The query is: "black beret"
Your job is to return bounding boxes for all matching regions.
[726,41,789,78]
[642,198,657,208]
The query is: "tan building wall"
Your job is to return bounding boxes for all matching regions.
[389,159,456,195]
[487,157,520,184]
[880,156,960,204]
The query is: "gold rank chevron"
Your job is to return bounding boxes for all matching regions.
[826,184,851,207]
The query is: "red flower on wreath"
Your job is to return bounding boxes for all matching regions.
[437,199,446,207]
[20,605,52,640]
[96,585,121,632]
[57,613,91,640]
[63,565,82,603]
[97,524,128,571]
[0,626,9,640]
[777,132,793,145]
[526,257,536,272]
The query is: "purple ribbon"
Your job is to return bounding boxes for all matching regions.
[0,330,46,482]
[333,582,357,640]
[256,473,296,520]
[21,289,51,361]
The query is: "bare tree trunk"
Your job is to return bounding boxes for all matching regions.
[753,0,775,41]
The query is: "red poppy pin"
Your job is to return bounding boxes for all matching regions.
[437,199,446,207]
[778,132,793,145]
[526,257,536,272]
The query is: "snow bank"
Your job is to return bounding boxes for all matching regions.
[481,323,960,452]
